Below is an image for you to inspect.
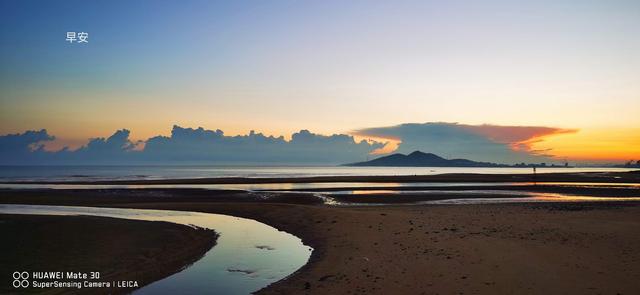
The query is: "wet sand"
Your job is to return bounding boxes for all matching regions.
[1,189,639,294]
[0,214,218,294]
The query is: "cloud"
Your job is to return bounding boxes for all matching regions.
[0,129,56,164]
[0,125,383,165]
[458,124,577,153]
[77,129,137,153]
[141,126,381,164]
[0,123,577,165]
[353,122,576,163]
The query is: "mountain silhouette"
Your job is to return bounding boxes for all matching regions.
[344,151,507,167]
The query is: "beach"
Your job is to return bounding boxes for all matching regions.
[0,214,218,295]
[4,0,639,293]
[2,172,639,294]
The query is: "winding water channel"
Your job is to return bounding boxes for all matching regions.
[0,204,313,294]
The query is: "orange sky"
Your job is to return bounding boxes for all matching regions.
[531,128,640,162]
[7,122,636,164]
[352,125,640,163]
[2,1,640,164]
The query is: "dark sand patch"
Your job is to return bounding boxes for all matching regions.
[0,214,218,294]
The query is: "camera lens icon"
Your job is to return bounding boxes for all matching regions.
[12,272,29,279]
[12,272,29,288]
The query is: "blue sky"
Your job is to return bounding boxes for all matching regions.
[1,0,639,163]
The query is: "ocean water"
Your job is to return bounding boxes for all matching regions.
[0,165,635,182]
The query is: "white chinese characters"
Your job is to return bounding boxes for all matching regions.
[66,32,88,43]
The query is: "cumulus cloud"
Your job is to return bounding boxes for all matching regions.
[0,125,383,165]
[353,122,576,163]
[78,129,137,153]
[0,129,56,164]
[141,126,381,163]
[0,123,576,165]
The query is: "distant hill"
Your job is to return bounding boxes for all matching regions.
[344,151,508,167]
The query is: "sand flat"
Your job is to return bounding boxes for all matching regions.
[1,190,639,294]
[204,203,640,295]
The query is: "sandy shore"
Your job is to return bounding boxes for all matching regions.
[2,189,639,294]
[0,213,218,295]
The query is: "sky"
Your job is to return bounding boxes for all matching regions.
[1,0,639,164]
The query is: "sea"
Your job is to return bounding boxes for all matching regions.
[0,165,635,182]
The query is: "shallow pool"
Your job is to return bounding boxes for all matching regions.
[0,204,312,294]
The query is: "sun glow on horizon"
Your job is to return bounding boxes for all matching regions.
[28,125,640,164]
[2,1,639,165]
[531,128,640,162]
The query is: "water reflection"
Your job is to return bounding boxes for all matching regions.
[2,181,639,191]
[422,193,640,205]
[0,205,312,295]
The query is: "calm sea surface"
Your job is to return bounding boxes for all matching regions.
[0,165,635,182]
